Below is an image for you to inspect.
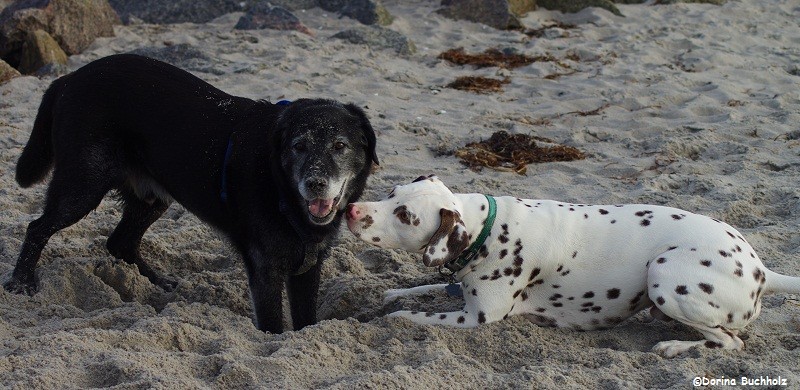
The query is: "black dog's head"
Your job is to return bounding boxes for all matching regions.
[273,99,378,228]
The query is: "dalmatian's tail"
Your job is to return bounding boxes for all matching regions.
[764,269,800,294]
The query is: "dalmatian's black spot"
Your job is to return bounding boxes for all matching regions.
[656,257,666,264]
[411,311,418,315]
[481,204,485,211]
[569,208,575,211]
[567,296,574,301]
[532,279,544,286]
[708,301,720,309]
[629,290,646,306]
[749,291,755,299]
[734,269,743,277]
[549,293,563,301]
[591,319,600,325]
[656,296,665,305]
[471,288,477,296]
[652,284,659,288]
[611,220,616,224]
[580,308,590,313]
[699,283,714,294]
[572,251,578,258]
[499,249,508,259]
[719,250,731,257]
[372,237,381,242]
[552,284,561,289]
[513,256,523,267]
[440,314,447,320]
[556,265,563,272]
[536,307,546,313]
[691,248,697,251]
[635,210,652,217]
[425,312,434,317]
[457,316,465,324]
[705,341,723,349]
[591,306,602,313]
[521,292,528,301]
[504,268,513,276]
[513,268,522,277]
[584,214,589,219]
[750,252,755,258]
[583,291,595,298]
[561,270,570,276]
[479,245,489,258]
[733,245,742,253]
[744,310,752,320]
[478,312,486,324]
[607,288,621,299]
[479,275,489,280]
[581,302,594,307]
[552,302,563,307]
[640,219,651,227]
[726,231,736,239]
[700,260,712,267]
[675,285,688,295]
[753,268,765,283]
[599,209,609,215]
[727,313,734,323]
[671,214,683,220]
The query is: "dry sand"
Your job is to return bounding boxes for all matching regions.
[1,0,799,388]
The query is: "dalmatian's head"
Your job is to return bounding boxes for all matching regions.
[346,175,470,267]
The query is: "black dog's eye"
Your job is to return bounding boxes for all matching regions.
[293,141,307,152]
[333,141,347,150]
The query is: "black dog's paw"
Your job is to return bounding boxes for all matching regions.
[3,277,38,296]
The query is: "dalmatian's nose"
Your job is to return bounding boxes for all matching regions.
[346,203,361,220]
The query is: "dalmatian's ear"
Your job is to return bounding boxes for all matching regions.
[422,208,470,267]
[412,174,437,183]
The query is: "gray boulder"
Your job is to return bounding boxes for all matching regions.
[108,0,244,24]
[437,0,535,30]
[235,3,313,36]
[320,0,393,25]
[332,25,415,55]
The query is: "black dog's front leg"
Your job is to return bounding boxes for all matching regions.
[242,245,287,333]
[287,258,323,330]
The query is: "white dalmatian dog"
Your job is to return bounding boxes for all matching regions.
[345,175,800,357]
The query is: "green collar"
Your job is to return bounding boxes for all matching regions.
[444,195,496,273]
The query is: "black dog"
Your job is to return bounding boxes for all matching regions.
[4,54,378,333]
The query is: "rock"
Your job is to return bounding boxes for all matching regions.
[652,0,726,4]
[0,57,20,83]
[0,0,119,68]
[437,0,535,30]
[235,4,313,36]
[537,0,623,17]
[320,0,393,26]
[18,29,67,74]
[107,0,244,24]
[332,25,415,56]
[267,0,319,11]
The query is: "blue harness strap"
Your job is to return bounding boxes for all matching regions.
[220,99,292,203]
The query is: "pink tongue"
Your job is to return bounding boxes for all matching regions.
[309,199,335,218]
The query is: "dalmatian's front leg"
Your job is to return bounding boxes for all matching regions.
[383,283,453,304]
[387,287,512,328]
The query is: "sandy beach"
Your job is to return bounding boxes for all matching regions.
[1,0,799,388]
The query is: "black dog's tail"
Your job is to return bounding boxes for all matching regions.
[16,79,63,187]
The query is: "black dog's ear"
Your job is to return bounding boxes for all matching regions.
[345,103,379,165]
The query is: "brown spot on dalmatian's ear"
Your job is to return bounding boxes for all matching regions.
[422,208,469,267]
[412,174,435,183]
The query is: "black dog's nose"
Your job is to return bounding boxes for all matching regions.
[306,177,328,193]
